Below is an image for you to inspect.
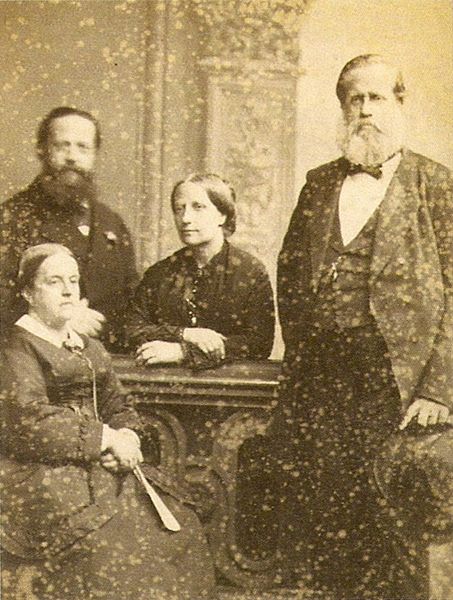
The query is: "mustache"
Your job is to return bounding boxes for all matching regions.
[351,120,383,135]
[42,161,93,180]
[52,166,92,182]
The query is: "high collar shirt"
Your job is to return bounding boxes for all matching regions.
[339,152,401,246]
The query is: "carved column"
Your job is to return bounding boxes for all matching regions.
[195,1,310,281]
[137,0,169,270]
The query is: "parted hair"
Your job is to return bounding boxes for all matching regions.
[18,243,75,291]
[336,54,406,105]
[171,173,237,236]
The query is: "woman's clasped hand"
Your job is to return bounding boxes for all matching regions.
[182,327,226,360]
[135,340,185,366]
[125,173,275,369]
[0,242,216,599]
[101,426,144,471]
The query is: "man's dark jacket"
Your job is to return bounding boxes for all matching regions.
[278,149,453,412]
[0,177,138,350]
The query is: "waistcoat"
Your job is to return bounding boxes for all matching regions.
[311,205,379,331]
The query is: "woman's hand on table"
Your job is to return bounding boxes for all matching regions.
[182,327,226,360]
[136,341,184,366]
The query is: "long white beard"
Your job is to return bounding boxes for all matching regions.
[337,117,404,166]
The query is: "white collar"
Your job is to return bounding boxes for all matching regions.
[15,314,84,350]
[380,151,402,178]
[345,151,402,183]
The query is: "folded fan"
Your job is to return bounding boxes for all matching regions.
[134,466,181,532]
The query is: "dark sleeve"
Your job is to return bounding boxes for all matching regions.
[1,343,103,464]
[184,262,275,370]
[416,165,453,408]
[118,217,139,293]
[223,264,275,360]
[104,217,140,351]
[93,340,143,431]
[124,263,184,349]
[0,203,26,339]
[277,177,313,348]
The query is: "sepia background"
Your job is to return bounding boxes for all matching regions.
[1,0,452,357]
[1,2,452,596]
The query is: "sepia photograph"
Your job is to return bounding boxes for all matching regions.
[1,1,452,598]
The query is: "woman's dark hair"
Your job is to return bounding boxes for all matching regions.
[170,173,237,236]
[17,243,75,292]
[36,106,102,154]
[336,54,406,106]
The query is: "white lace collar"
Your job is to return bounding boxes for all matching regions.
[15,314,84,350]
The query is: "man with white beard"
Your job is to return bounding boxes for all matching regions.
[0,106,138,350]
[273,55,452,599]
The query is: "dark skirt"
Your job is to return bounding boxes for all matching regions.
[273,326,402,599]
[3,472,215,600]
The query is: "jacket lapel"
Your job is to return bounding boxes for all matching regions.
[370,150,421,283]
[309,161,346,292]
[39,213,90,261]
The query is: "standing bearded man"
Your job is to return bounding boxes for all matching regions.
[274,55,452,599]
[0,106,138,350]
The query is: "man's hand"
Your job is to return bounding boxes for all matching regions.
[182,327,226,360]
[136,341,184,366]
[70,298,105,337]
[399,398,450,430]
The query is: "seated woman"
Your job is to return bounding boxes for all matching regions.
[0,243,215,600]
[125,173,275,368]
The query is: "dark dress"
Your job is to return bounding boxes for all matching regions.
[125,241,275,368]
[0,326,215,599]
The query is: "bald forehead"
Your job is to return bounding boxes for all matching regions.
[341,62,399,99]
[49,115,97,146]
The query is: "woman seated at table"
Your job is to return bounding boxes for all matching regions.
[0,243,215,600]
[125,173,275,368]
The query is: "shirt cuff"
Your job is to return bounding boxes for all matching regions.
[101,424,116,452]
[118,427,141,447]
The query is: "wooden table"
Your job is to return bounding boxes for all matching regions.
[113,357,281,589]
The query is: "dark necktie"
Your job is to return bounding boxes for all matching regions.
[347,162,383,179]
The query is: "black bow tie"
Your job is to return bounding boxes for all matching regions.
[346,162,383,179]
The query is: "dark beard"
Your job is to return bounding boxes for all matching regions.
[40,168,96,212]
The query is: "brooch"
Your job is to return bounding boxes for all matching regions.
[78,225,90,237]
[104,230,118,244]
